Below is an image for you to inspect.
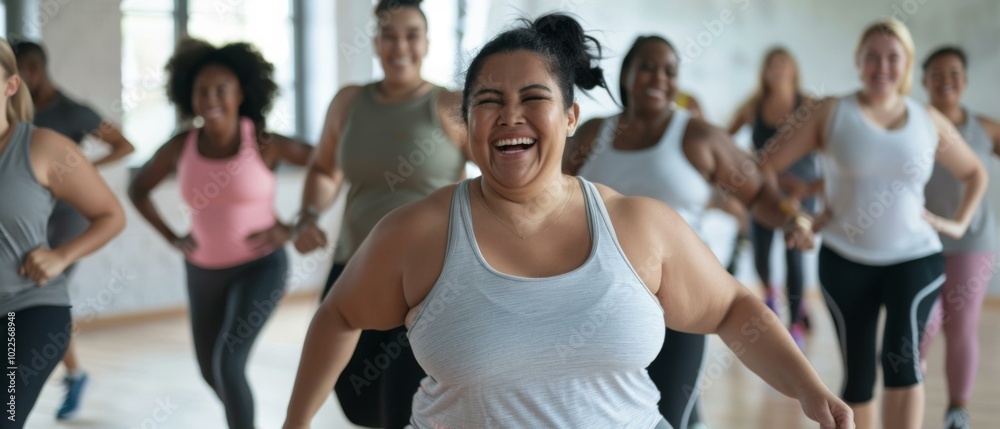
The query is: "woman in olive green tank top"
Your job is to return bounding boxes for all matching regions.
[291,1,469,428]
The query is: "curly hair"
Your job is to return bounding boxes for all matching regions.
[165,39,277,128]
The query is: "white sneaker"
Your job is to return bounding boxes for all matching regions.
[945,407,970,429]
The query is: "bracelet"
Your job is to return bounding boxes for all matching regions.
[792,214,813,232]
[297,206,320,223]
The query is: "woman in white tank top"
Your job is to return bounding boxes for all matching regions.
[283,14,852,429]
[564,35,818,429]
[760,19,987,429]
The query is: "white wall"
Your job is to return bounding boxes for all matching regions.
[36,0,1000,321]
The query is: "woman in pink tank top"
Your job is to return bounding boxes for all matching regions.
[128,40,312,429]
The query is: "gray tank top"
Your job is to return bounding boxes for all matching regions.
[0,122,70,313]
[335,83,465,264]
[407,178,667,429]
[924,109,996,253]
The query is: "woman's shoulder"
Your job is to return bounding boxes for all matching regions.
[374,183,460,241]
[28,126,81,158]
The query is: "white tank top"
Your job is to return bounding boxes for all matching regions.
[821,94,942,265]
[407,178,666,429]
[577,109,711,232]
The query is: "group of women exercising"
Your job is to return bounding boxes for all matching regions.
[2,1,996,428]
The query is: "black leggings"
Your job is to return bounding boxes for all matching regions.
[647,329,705,429]
[751,219,806,325]
[185,248,287,429]
[323,263,426,429]
[818,247,944,403]
[3,306,71,429]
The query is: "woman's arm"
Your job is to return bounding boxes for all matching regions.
[90,122,135,167]
[127,134,186,246]
[23,129,126,284]
[726,102,751,136]
[283,205,419,429]
[294,86,361,252]
[643,200,853,428]
[438,89,474,164]
[264,134,314,168]
[980,116,1000,158]
[926,107,987,238]
[683,119,813,248]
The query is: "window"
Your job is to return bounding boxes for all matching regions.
[122,0,299,163]
[121,0,177,163]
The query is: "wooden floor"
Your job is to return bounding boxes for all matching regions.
[22,293,1000,429]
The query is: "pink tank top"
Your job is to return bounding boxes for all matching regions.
[177,117,277,269]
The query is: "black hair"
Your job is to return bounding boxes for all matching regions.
[460,13,610,122]
[619,35,675,108]
[375,0,427,30]
[165,38,277,128]
[922,46,967,73]
[11,40,46,66]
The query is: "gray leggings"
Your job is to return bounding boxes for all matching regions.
[185,248,287,429]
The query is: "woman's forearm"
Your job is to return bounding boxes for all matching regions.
[52,209,125,264]
[284,303,362,427]
[952,164,988,228]
[747,177,797,230]
[716,293,827,399]
[300,166,345,216]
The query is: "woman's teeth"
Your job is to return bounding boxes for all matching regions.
[493,137,537,153]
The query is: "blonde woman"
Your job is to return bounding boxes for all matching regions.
[729,47,822,347]
[761,20,987,429]
[0,38,125,429]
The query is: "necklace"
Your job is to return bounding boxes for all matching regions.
[478,178,575,240]
[376,79,428,102]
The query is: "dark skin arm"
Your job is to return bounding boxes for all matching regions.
[259,132,314,168]
[90,121,135,167]
[128,134,189,249]
[682,117,812,247]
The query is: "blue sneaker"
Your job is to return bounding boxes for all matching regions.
[56,372,88,420]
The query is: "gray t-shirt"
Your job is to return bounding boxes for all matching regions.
[34,91,102,144]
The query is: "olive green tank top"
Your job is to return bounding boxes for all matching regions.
[335,83,465,263]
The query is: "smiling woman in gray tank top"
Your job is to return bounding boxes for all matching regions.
[760,20,988,429]
[917,46,1000,429]
[282,14,852,429]
[0,38,125,429]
